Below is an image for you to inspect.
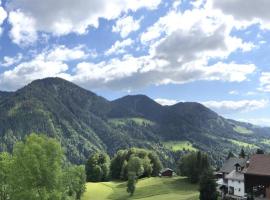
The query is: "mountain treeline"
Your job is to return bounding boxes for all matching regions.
[0,78,269,168]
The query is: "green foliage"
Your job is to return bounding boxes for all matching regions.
[256,149,264,154]
[85,152,110,182]
[199,170,218,200]
[9,133,64,200]
[63,165,86,200]
[179,151,210,183]
[127,156,144,177]
[0,152,12,200]
[0,133,86,200]
[110,148,162,180]
[126,172,136,196]
[0,77,269,170]
[227,151,235,159]
[239,148,246,158]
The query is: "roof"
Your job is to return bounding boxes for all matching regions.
[226,170,244,181]
[220,157,247,173]
[245,154,270,176]
[160,168,174,173]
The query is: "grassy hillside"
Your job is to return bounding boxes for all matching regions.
[164,141,197,152]
[82,177,199,200]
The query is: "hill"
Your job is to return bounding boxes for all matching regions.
[82,177,199,200]
[0,77,269,166]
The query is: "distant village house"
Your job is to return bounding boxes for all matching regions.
[160,168,174,177]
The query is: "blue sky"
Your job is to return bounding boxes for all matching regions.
[0,0,270,126]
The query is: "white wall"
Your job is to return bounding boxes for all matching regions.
[228,179,245,197]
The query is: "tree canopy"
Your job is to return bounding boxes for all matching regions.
[0,133,86,200]
[179,151,210,183]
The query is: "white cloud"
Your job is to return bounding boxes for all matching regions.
[229,90,239,95]
[46,45,89,61]
[7,0,161,45]
[0,59,68,90]
[0,45,88,90]
[238,118,270,127]
[0,1,7,35]
[211,0,270,29]
[8,10,38,46]
[105,39,134,56]
[202,99,269,114]
[259,72,270,92]
[67,56,255,90]
[113,15,142,38]
[155,98,178,106]
[1,0,258,91]
[0,53,23,67]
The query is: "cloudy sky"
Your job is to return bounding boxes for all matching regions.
[0,0,270,126]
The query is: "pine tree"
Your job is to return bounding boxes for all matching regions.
[239,148,246,158]
[199,170,218,200]
[227,151,235,159]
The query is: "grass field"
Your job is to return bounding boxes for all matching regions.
[82,177,199,200]
[261,139,270,145]
[228,139,258,149]
[164,141,197,152]
[109,118,154,126]
[233,125,253,135]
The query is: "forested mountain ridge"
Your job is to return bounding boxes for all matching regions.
[0,77,269,166]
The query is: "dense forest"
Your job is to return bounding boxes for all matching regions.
[0,78,269,168]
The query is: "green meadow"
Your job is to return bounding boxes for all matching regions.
[164,141,197,152]
[82,177,199,200]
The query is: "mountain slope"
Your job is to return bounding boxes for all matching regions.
[0,77,269,166]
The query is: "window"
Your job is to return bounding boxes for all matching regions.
[239,188,241,192]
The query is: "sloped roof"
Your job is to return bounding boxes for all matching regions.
[245,154,270,176]
[220,157,247,173]
[160,168,174,173]
[226,170,244,181]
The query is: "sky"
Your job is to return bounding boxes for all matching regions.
[0,0,270,126]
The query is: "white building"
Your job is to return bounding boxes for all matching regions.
[217,158,247,200]
[226,163,245,198]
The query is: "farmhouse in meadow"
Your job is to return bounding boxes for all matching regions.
[159,168,174,177]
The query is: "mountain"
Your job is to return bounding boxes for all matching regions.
[0,77,269,166]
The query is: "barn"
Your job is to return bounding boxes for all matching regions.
[160,168,174,177]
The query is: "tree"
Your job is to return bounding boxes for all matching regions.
[239,148,246,158]
[179,151,210,183]
[85,152,110,182]
[9,133,64,200]
[148,152,162,176]
[0,152,12,200]
[127,172,136,196]
[199,170,218,200]
[63,165,86,200]
[110,148,162,180]
[227,151,235,160]
[127,156,144,177]
[256,149,264,154]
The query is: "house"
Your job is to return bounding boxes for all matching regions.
[244,154,270,199]
[226,163,245,199]
[160,168,174,177]
[217,157,247,199]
